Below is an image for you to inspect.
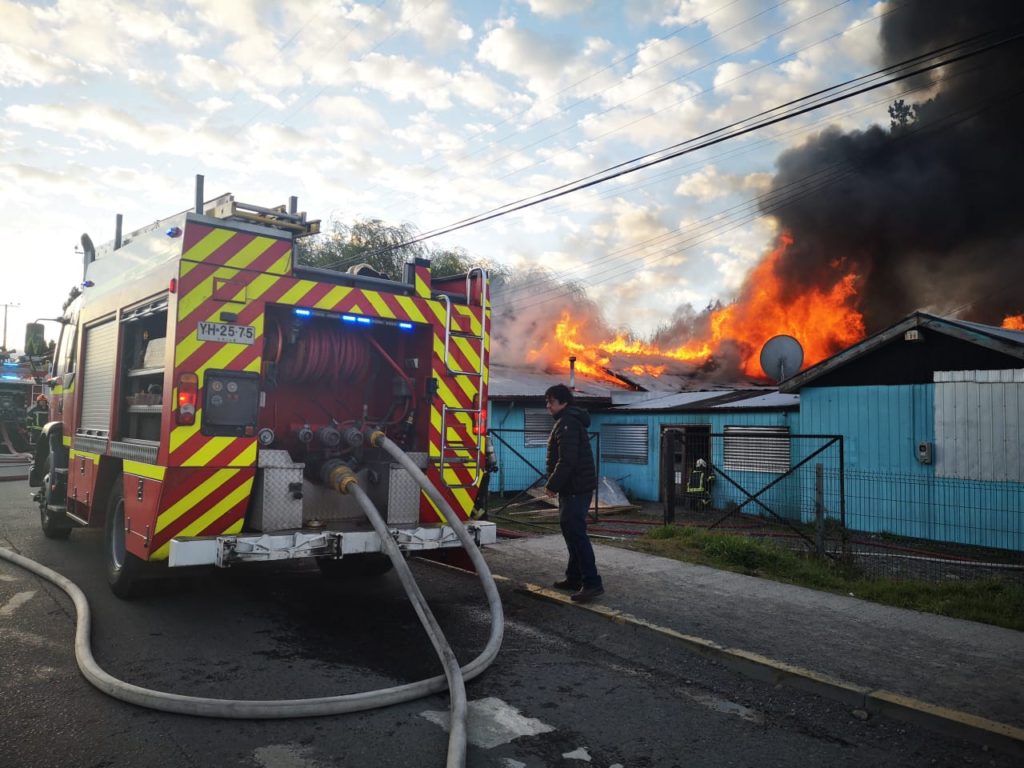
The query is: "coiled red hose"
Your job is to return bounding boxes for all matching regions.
[275,320,371,386]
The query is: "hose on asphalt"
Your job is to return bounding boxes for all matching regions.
[0,439,505,768]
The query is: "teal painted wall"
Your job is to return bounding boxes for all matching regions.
[799,385,1021,550]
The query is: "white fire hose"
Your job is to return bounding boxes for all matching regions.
[0,434,505,768]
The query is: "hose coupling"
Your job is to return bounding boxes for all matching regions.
[366,429,386,447]
[321,459,358,494]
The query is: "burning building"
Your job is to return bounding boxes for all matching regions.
[490,1,1023,390]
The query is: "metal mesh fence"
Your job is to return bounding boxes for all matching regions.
[666,432,1023,585]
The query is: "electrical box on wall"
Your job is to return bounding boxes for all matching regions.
[916,441,933,464]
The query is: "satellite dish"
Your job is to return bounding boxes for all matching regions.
[759,335,804,382]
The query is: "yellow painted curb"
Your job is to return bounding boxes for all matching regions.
[514,579,1024,757]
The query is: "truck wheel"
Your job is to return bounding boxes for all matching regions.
[104,474,144,598]
[316,553,394,579]
[39,455,71,540]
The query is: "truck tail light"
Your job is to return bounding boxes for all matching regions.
[474,408,487,436]
[177,372,198,425]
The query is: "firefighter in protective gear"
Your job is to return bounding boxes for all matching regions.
[686,457,714,508]
[27,395,48,447]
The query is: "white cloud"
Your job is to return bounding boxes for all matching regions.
[518,0,593,19]
[675,165,770,201]
[664,0,774,49]
[477,18,580,98]
[352,53,455,110]
[399,0,473,48]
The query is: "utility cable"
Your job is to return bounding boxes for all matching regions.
[336,25,1021,266]
[499,72,1022,315]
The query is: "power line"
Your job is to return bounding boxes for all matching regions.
[503,76,1024,317]
[380,27,1023,250]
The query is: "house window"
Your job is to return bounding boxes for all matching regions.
[601,424,648,464]
[524,408,551,447]
[724,426,790,473]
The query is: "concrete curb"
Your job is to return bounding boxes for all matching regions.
[515,581,1024,759]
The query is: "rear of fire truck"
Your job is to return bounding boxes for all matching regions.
[32,178,495,597]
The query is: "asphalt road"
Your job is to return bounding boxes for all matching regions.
[0,478,1010,768]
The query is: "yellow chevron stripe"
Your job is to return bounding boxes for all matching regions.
[224,236,277,270]
[454,306,482,336]
[422,493,448,524]
[177,266,241,322]
[152,478,251,559]
[124,461,166,481]
[278,280,318,306]
[155,468,240,534]
[267,251,292,275]
[454,335,481,370]
[455,374,479,403]
[169,413,201,453]
[426,301,447,328]
[69,450,100,464]
[366,291,396,318]
[395,296,428,324]
[242,272,283,302]
[415,270,430,298]
[430,408,442,448]
[315,285,353,309]
[180,436,236,467]
[181,229,235,277]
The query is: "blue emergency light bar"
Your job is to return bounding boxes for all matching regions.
[293,307,419,330]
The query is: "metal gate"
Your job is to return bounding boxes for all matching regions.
[662,430,846,559]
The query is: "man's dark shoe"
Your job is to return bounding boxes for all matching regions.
[553,579,582,591]
[570,586,604,603]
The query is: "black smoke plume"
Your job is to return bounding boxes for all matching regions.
[764,0,1024,330]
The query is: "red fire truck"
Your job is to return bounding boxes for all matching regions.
[31,177,495,597]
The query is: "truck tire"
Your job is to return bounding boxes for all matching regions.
[316,553,394,579]
[104,474,144,598]
[39,454,71,540]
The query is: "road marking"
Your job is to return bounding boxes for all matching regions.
[421,696,554,749]
[0,590,36,617]
[251,744,323,768]
[562,746,592,761]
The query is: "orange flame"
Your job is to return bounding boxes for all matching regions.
[1002,314,1024,330]
[530,234,866,382]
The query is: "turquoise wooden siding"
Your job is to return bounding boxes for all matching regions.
[487,403,797,502]
[591,410,798,503]
[799,385,1022,550]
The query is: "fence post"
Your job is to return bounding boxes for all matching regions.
[815,463,824,557]
[663,430,676,525]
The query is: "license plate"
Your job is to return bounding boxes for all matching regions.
[196,321,256,345]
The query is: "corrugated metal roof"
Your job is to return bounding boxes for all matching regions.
[610,390,733,410]
[780,312,1024,393]
[607,388,796,412]
[488,364,630,400]
[710,391,800,409]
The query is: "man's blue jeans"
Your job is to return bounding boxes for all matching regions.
[559,491,602,589]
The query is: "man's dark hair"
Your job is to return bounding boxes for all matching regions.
[544,384,573,405]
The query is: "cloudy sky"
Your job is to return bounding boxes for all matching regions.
[0,0,897,354]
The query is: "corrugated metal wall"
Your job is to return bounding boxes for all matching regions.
[935,369,1023,482]
[78,319,118,436]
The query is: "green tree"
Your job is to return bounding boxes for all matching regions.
[888,99,919,133]
[296,218,511,284]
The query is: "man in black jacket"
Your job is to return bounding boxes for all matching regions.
[543,384,604,602]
